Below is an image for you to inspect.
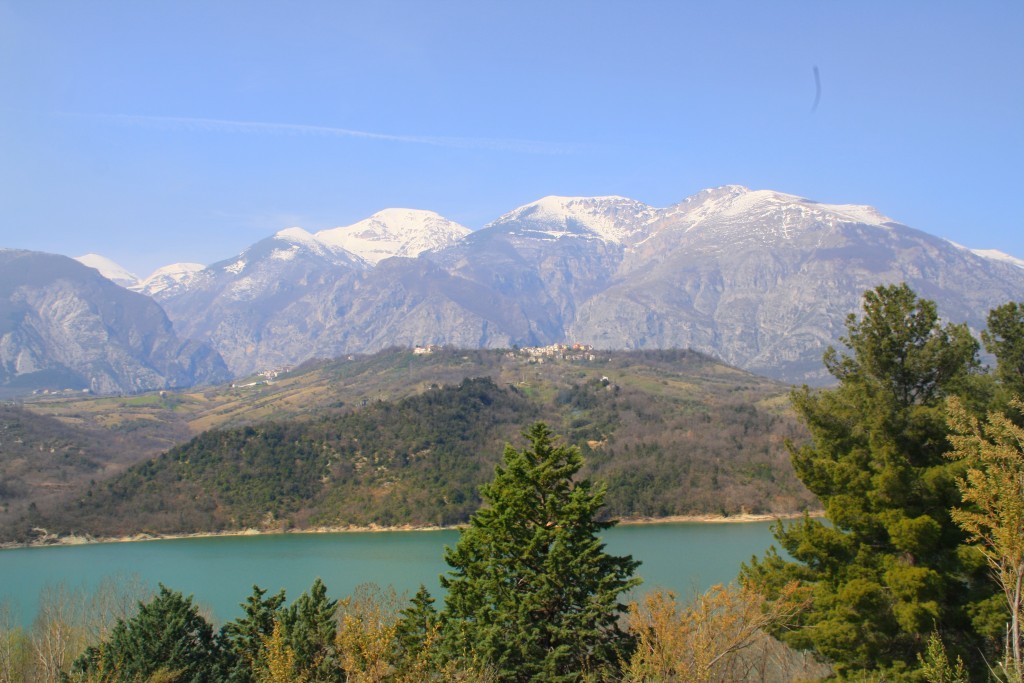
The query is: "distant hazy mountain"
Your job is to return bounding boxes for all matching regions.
[134,262,207,297]
[0,250,230,395]
[75,253,140,289]
[151,228,368,374]
[82,187,1024,383]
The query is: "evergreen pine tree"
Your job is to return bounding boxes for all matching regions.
[70,584,219,683]
[440,422,640,682]
[983,301,1024,409]
[218,584,287,682]
[279,578,338,682]
[392,584,438,675]
[741,284,993,679]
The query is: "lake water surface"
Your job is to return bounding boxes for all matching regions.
[0,521,782,627]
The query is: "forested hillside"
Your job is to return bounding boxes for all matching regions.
[6,349,814,541]
[6,288,1024,683]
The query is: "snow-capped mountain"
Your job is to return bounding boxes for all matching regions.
[134,262,207,297]
[969,248,1024,270]
[152,227,368,373]
[75,253,140,289]
[315,209,471,264]
[483,196,657,244]
[48,186,1024,384]
[567,186,1024,381]
[73,254,207,296]
[656,185,895,234]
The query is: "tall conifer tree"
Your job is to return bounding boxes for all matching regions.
[742,284,995,679]
[983,301,1024,409]
[279,578,339,682]
[440,423,640,682]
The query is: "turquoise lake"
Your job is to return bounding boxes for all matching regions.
[0,521,783,627]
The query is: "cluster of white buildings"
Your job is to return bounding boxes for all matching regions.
[231,366,292,389]
[512,343,598,363]
[412,345,442,355]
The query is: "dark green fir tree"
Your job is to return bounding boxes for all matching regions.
[392,584,440,676]
[983,301,1024,410]
[440,422,640,682]
[742,284,997,680]
[218,584,287,682]
[70,584,219,683]
[279,577,339,682]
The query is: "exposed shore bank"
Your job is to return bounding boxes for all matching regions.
[2,510,824,550]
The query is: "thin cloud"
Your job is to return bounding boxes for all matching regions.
[65,112,577,155]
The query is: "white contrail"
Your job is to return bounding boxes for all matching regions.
[67,112,576,155]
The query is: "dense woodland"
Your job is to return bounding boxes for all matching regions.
[2,285,1023,682]
[3,349,813,543]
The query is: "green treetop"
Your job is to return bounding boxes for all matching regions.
[218,584,287,682]
[279,578,339,682]
[983,301,1024,410]
[440,422,641,682]
[742,283,996,680]
[70,585,219,683]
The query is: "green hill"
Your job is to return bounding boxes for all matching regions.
[5,348,816,542]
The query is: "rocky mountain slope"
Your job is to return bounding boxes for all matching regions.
[568,186,1024,381]
[71,186,1024,384]
[0,250,230,396]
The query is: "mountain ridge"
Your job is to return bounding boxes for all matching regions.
[82,186,1022,283]
[15,186,1024,387]
[0,250,230,396]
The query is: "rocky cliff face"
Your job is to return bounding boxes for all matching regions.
[153,228,368,374]
[0,250,230,396]
[133,187,1024,383]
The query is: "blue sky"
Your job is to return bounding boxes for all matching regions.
[1,1,1021,277]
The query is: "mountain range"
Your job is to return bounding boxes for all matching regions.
[6,185,1022,394]
[0,250,229,396]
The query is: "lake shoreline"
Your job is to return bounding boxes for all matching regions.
[2,511,823,551]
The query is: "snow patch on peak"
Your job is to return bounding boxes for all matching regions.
[275,226,319,244]
[970,248,1024,270]
[74,254,139,288]
[816,202,895,226]
[271,248,298,262]
[134,263,206,296]
[493,195,657,244]
[265,226,366,265]
[316,209,470,264]
[678,185,750,203]
[271,227,324,261]
[708,184,751,196]
[147,262,205,279]
[365,208,454,231]
[664,186,897,238]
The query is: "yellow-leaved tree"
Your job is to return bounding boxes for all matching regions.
[947,396,1024,682]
